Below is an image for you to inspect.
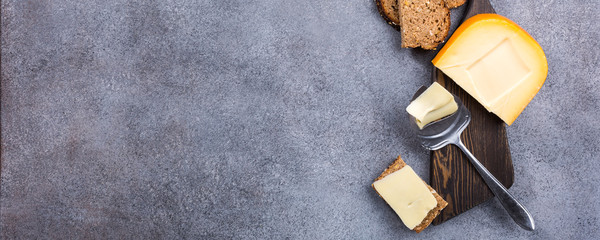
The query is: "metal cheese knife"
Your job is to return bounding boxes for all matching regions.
[409,86,535,231]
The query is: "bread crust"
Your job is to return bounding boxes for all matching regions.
[373,155,448,233]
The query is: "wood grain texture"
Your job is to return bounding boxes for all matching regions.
[430,0,514,225]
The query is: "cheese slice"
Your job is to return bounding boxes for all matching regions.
[372,165,437,230]
[406,82,458,129]
[432,14,547,125]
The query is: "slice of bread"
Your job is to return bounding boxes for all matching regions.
[373,155,448,233]
[375,0,466,49]
[375,0,401,28]
[399,0,451,50]
[445,0,467,8]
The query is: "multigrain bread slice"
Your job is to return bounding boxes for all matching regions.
[375,0,466,49]
[444,0,467,8]
[373,155,448,233]
[399,0,451,49]
[375,0,401,28]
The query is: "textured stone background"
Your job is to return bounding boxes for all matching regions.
[1,0,598,239]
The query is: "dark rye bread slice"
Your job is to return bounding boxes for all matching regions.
[375,0,466,49]
[375,0,401,28]
[373,155,448,233]
[399,0,451,50]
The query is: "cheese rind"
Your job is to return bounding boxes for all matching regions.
[432,14,547,125]
[406,82,458,129]
[372,166,438,230]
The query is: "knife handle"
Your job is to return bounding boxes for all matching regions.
[455,139,535,231]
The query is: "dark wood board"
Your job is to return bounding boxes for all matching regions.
[430,0,514,225]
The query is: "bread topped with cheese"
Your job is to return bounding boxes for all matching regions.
[375,0,466,49]
[372,155,448,233]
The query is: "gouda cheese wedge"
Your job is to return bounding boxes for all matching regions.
[432,14,547,125]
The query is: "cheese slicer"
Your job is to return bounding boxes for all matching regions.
[408,86,535,231]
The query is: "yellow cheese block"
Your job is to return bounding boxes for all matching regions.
[406,82,458,129]
[432,14,547,125]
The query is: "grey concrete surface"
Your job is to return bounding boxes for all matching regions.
[1,0,598,239]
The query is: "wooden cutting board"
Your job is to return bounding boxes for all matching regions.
[430,0,514,225]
